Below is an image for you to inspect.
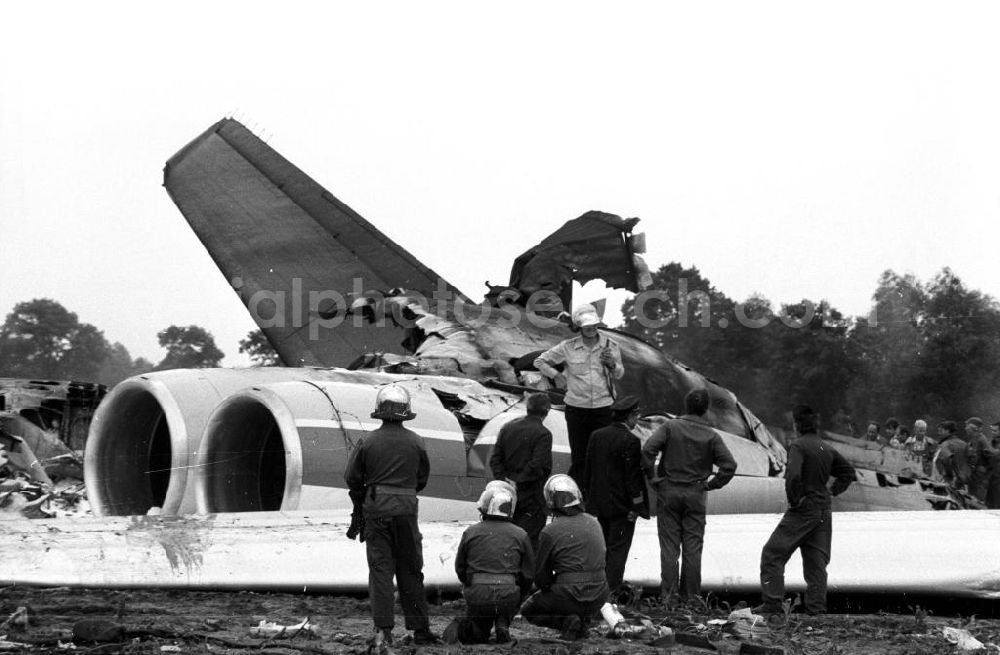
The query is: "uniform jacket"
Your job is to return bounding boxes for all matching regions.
[533,334,624,408]
[784,433,856,508]
[582,422,648,518]
[534,511,608,603]
[455,518,535,590]
[641,414,737,489]
[490,415,553,499]
[935,436,971,488]
[343,422,429,517]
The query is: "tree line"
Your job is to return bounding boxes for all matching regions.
[0,299,233,386]
[621,264,1000,433]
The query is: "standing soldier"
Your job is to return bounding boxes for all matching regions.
[582,395,649,593]
[521,474,609,641]
[444,481,534,645]
[641,388,736,609]
[987,421,1000,509]
[490,393,553,548]
[344,385,439,650]
[965,417,997,503]
[533,304,624,485]
[933,421,971,490]
[756,405,855,616]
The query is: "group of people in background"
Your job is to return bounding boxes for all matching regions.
[864,416,1000,508]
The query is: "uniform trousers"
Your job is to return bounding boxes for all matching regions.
[655,482,707,602]
[759,499,832,614]
[364,514,430,631]
[598,515,636,591]
[513,492,547,550]
[453,584,521,643]
[520,584,607,631]
[565,405,613,485]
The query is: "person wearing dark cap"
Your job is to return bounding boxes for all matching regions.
[640,388,737,608]
[756,405,855,617]
[965,417,997,503]
[490,392,554,549]
[581,395,649,593]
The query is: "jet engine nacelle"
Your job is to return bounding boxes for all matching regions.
[85,368,389,516]
[193,379,469,513]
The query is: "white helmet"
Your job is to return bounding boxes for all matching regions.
[543,474,582,511]
[571,304,602,328]
[477,482,516,519]
[370,384,416,422]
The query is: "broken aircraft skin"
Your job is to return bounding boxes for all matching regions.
[0,378,105,481]
[84,117,965,521]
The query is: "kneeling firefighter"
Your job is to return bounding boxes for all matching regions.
[444,480,535,644]
[344,385,439,650]
[520,474,609,641]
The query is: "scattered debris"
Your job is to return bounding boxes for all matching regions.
[248,617,314,639]
[727,607,771,639]
[942,625,999,651]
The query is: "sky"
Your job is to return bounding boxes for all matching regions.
[3,2,1000,367]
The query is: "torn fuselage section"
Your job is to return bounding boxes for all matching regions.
[495,210,653,312]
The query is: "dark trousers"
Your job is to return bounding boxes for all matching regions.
[521,586,606,632]
[513,492,547,551]
[760,501,832,614]
[565,405,613,485]
[598,515,636,591]
[655,483,707,602]
[453,584,521,643]
[987,473,1000,509]
[364,514,430,631]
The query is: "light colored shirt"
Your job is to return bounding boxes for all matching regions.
[533,334,624,408]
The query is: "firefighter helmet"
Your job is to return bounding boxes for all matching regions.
[477,483,516,519]
[543,473,582,511]
[370,384,416,422]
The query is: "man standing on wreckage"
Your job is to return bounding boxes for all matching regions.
[344,385,440,649]
[533,303,624,486]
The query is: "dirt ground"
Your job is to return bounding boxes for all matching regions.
[1,587,999,655]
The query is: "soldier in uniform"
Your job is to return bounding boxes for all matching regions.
[344,385,439,650]
[581,395,649,593]
[756,405,856,616]
[489,392,553,548]
[520,474,609,641]
[641,388,737,608]
[933,420,970,490]
[965,417,998,502]
[444,481,535,645]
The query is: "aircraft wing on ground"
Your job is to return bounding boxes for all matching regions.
[163,118,466,367]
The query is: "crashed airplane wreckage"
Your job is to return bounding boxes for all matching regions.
[6,117,995,597]
[85,117,963,519]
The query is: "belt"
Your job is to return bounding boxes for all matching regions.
[659,479,706,487]
[555,570,606,584]
[371,485,416,497]
[469,573,517,585]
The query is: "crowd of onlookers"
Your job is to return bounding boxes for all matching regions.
[859,416,1000,508]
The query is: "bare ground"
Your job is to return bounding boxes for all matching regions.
[1,587,998,655]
